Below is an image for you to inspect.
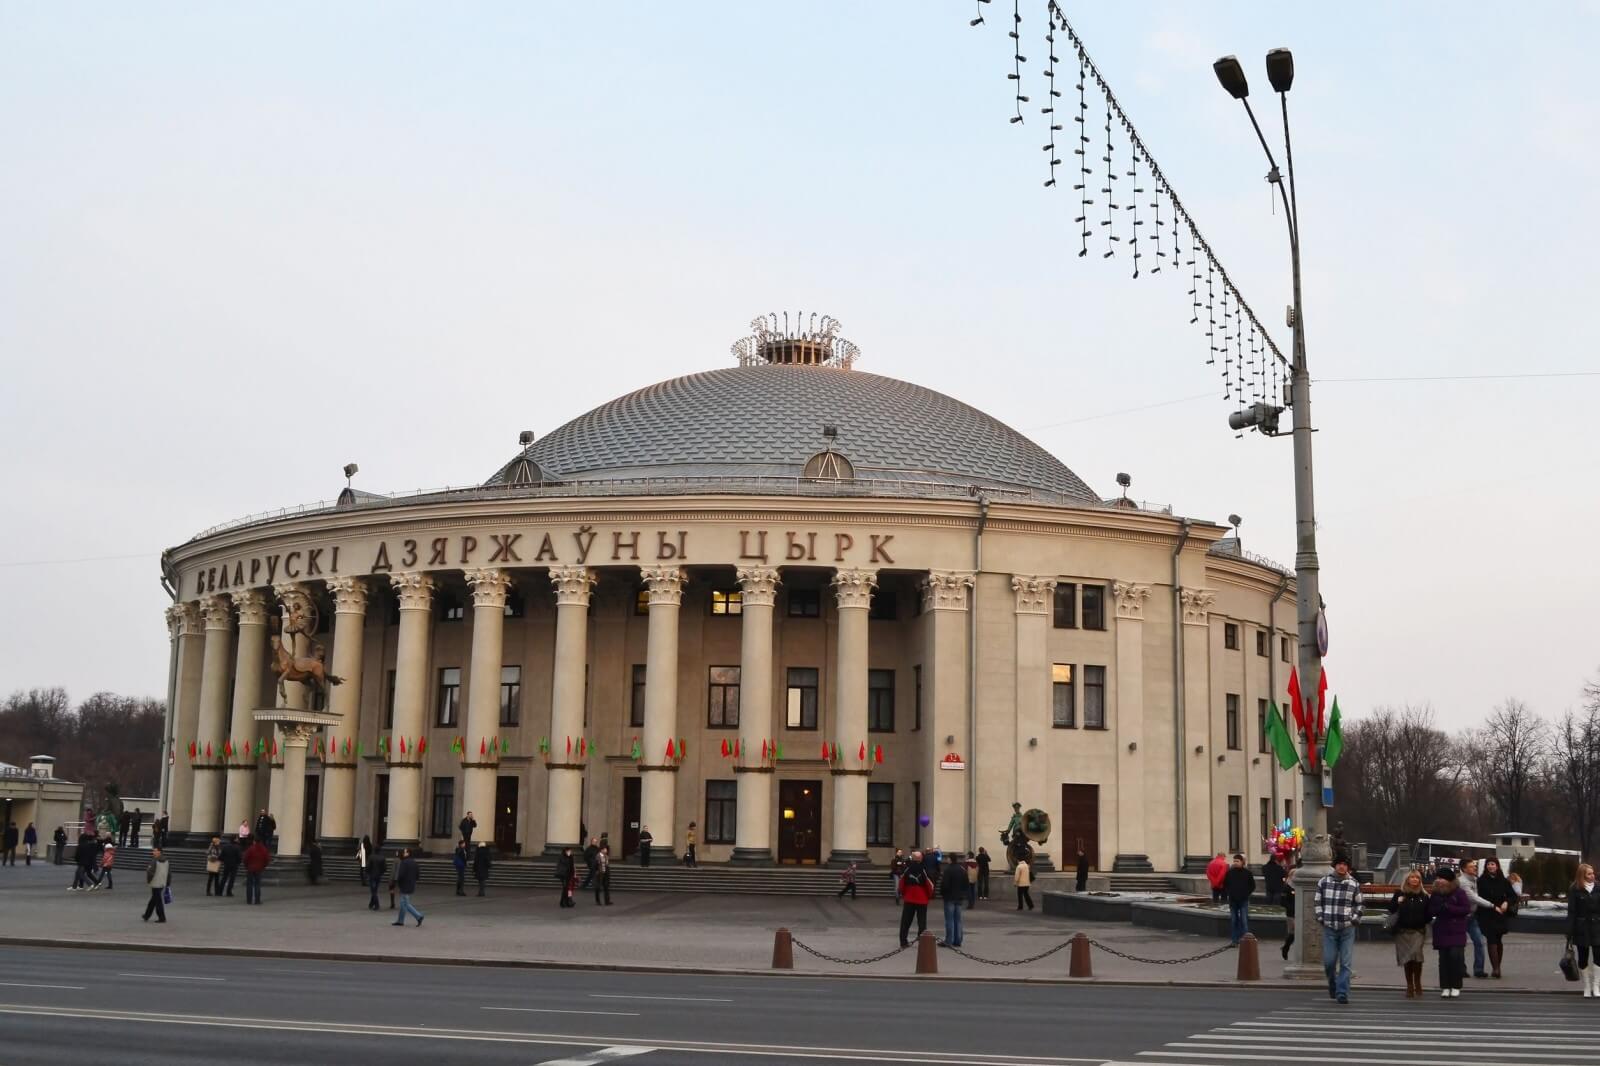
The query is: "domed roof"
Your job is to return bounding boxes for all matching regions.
[487,365,1097,503]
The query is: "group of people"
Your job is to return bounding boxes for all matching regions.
[2,821,38,865]
[1383,856,1518,998]
[888,847,1007,950]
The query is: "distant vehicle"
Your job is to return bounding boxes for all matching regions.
[1413,837,1580,870]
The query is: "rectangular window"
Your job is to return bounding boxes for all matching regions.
[1052,583,1077,628]
[708,665,741,727]
[1281,636,1291,662]
[1051,663,1075,728]
[1256,630,1268,656]
[503,590,525,618]
[1257,699,1268,754]
[383,668,397,729]
[440,597,464,622]
[913,665,923,731]
[1081,584,1106,630]
[869,590,897,621]
[630,665,647,729]
[786,667,819,730]
[1260,798,1271,852]
[867,782,895,846]
[1226,693,1241,750]
[499,666,521,727]
[787,588,821,618]
[1083,665,1106,729]
[635,588,650,616]
[867,669,895,732]
[429,777,455,838]
[436,667,462,727]
[1224,623,1239,650]
[1284,799,1294,825]
[1227,795,1241,854]
[710,589,743,616]
[704,780,736,844]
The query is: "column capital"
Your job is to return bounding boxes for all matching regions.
[272,582,315,616]
[168,601,204,638]
[390,571,435,611]
[548,565,595,607]
[1011,575,1057,615]
[464,568,514,609]
[233,588,271,627]
[1178,587,1215,626]
[736,565,781,607]
[639,565,687,606]
[831,568,877,610]
[199,594,234,631]
[327,577,370,616]
[1113,581,1152,621]
[920,570,975,612]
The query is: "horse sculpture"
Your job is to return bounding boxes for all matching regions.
[269,603,342,710]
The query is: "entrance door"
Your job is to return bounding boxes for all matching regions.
[374,774,389,847]
[494,776,519,853]
[301,776,320,855]
[1060,783,1100,870]
[621,777,641,860]
[777,779,822,864]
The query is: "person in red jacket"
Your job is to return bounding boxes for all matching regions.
[242,838,271,906]
[898,849,934,947]
[1206,852,1229,903]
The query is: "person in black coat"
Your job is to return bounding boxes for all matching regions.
[1075,845,1090,894]
[365,848,387,911]
[1476,857,1515,978]
[637,827,653,867]
[218,836,242,897]
[459,812,477,845]
[1570,863,1600,996]
[1280,875,1297,960]
[52,826,67,865]
[975,847,991,900]
[71,832,97,889]
[473,843,492,897]
[1262,854,1286,905]
[392,849,423,927]
[581,837,600,889]
[1223,853,1256,946]
[555,847,578,907]
[307,840,324,886]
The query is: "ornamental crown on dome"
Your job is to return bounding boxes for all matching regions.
[731,312,859,370]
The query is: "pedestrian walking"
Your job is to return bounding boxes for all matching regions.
[142,847,170,923]
[593,844,613,905]
[891,849,909,902]
[2,821,17,866]
[1224,853,1256,946]
[1314,854,1361,1004]
[1388,870,1431,998]
[93,841,116,889]
[218,835,241,897]
[638,826,653,867]
[459,811,477,846]
[683,822,697,868]
[23,823,37,865]
[1569,863,1600,997]
[1458,858,1491,978]
[391,848,424,927]
[356,836,369,887]
[205,837,223,896]
[837,861,858,899]
[366,847,387,911]
[556,846,578,907]
[1206,852,1228,903]
[1074,843,1090,894]
[939,854,967,947]
[242,837,271,905]
[473,843,492,896]
[52,826,67,865]
[975,847,991,900]
[898,850,933,946]
[1476,857,1515,978]
[452,841,469,896]
[1280,876,1297,960]
[581,837,600,888]
[964,852,978,909]
[1262,853,1287,905]
[1014,856,1034,911]
[70,831,97,890]
[1427,866,1473,998]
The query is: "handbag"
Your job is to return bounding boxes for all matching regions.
[162,885,173,906]
[1561,938,1581,982]
[1383,910,1400,935]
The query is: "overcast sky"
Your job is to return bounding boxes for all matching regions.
[2,5,1595,732]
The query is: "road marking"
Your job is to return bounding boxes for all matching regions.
[115,973,224,982]
[483,1007,640,1018]
[0,982,84,991]
[589,994,731,1003]
[537,1047,654,1066]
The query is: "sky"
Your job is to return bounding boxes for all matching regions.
[1,4,1595,732]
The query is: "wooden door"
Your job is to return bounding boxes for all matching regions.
[1060,783,1100,870]
[374,774,389,847]
[777,779,822,864]
[621,777,641,859]
[494,776,518,853]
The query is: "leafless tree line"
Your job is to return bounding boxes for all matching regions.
[0,687,165,807]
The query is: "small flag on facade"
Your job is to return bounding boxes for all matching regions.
[720,738,729,758]
[821,741,829,760]
[1323,697,1345,769]
[345,737,352,756]
[858,741,866,762]
[733,738,740,759]
[678,737,686,760]
[775,741,783,760]
[630,737,641,760]
[480,738,487,755]
[761,739,768,760]
[224,740,233,757]
[271,738,278,757]
[566,735,572,756]
[874,744,883,764]
[418,736,427,754]
[188,741,197,760]
[1265,701,1300,771]
[256,737,266,757]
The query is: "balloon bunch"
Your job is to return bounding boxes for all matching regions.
[1265,819,1306,860]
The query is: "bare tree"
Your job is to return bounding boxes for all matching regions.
[1335,704,1470,847]
[1551,699,1600,859]
[1466,699,1550,831]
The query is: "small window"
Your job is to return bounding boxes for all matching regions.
[499,665,521,727]
[429,777,455,838]
[437,667,462,727]
[1256,630,1267,657]
[1053,583,1077,628]
[787,588,821,618]
[503,589,525,618]
[1260,798,1271,852]
[913,665,923,731]
[1226,693,1241,750]
[868,669,895,733]
[1083,665,1106,728]
[867,782,895,846]
[786,667,819,730]
[630,665,647,729]
[1281,636,1291,662]
[440,596,465,622]
[869,590,897,621]
[705,781,737,844]
[634,588,650,616]
[1257,699,1268,754]
[710,589,743,616]
[1284,798,1294,825]
[384,668,397,729]
[1227,795,1241,853]
[708,666,741,727]
[1081,584,1106,630]
[1051,663,1075,728]
[1224,623,1239,650]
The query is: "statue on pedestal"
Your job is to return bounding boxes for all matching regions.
[269,602,343,710]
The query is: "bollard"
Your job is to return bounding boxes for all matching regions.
[772,927,794,970]
[1068,932,1093,978]
[915,931,939,974]
[1236,932,1260,981]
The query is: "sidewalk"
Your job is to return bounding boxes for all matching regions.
[0,860,1570,992]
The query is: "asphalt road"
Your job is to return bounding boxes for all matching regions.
[1,946,1597,1065]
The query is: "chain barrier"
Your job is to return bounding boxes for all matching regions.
[943,938,1076,967]
[790,933,1232,969]
[789,937,911,966]
[1086,938,1235,966]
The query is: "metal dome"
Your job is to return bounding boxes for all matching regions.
[486,365,1097,502]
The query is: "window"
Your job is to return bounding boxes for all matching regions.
[708,666,741,727]
[1281,636,1291,662]
[630,665,647,729]
[786,667,818,730]
[710,589,743,616]
[1256,630,1267,656]
[1226,693,1240,750]
[439,596,464,622]
[913,665,923,731]
[787,588,821,618]
[429,777,455,838]
[1224,623,1239,650]
[499,666,521,727]
[436,667,461,727]
[868,669,895,732]
[1284,799,1294,825]
[1227,795,1241,853]
[867,783,894,846]
[383,668,397,729]
[1081,584,1106,630]
[1053,583,1077,628]
[1052,664,1075,728]
[1257,699,1268,754]
[634,588,650,616]
[504,590,525,618]
[704,781,736,843]
[1260,798,1271,852]
[869,591,897,621]
[1083,666,1106,728]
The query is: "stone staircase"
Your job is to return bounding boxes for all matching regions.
[1104,872,1180,893]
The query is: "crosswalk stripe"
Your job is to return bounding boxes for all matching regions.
[537,1047,655,1066]
[1186,1037,1600,1057]
[1233,1021,1598,1037]
[1141,1054,1600,1066]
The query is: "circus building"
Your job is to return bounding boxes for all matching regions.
[157,316,1298,873]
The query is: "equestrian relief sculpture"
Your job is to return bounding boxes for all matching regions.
[269,600,342,710]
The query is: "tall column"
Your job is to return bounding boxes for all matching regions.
[188,594,235,838]
[462,568,512,844]
[1112,581,1153,872]
[638,566,685,852]
[163,602,205,839]
[733,566,780,864]
[922,571,975,853]
[827,568,876,865]
[1012,576,1055,868]
[384,572,434,851]
[276,724,314,856]
[319,577,368,850]
[267,583,313,828]
[224,590,270,835]
[544,565,594,852]
[1179,588,1216,870]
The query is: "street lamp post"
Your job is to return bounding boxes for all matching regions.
[1213,49,1330,980]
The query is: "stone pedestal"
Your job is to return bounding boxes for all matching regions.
[251,707,340,858]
